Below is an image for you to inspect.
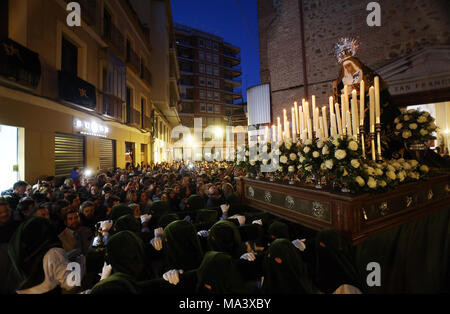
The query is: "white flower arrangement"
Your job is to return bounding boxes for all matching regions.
[394,109,437,142]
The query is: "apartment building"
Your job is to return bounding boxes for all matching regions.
[174,23,244,137]
[0,0,178,187]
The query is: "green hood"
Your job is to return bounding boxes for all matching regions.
[112,214,141,234]
[207,220,242,258]
[196,251,247,294]
[262,238,314,294]
[268,221,290,240]
[7,216,61,290]
[90,272,141,294]
[186,195,205,211]
[158,213,180,229]
[105,231,145,279]
[314,229,363,293]
[108,204,133,221]
[162,220,203,271]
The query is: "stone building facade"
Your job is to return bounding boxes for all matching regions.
[257,0,450,123]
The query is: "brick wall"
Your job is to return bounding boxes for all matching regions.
[258,0,450,122]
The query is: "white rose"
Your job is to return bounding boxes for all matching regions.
[409,123,418,130]
[398,172,406,182]
[417,116,427,123]
[366,167,375,176]
[317,140,325,149]
[386,171,397,180]
[428,122,436,130]
[342,168,349,176]
[305,165,312,171]
[290,153,297,161]
[303,147,311,154]
[396,123,403,130]
[305,139,313,146]
[402,130,412,139]
[285,142,292,150]
[312,151,320,158]
[298,152,303,158]
[407,109,416,114]
[378,180,387,188]
[278,166,283,172]
[288,166,295,173]
[420,165,429,173]
[386,165,396,172]
[280,156,288,164]
[420,129,429,136]
[350,159,360,169]
[274,149,281,156]
[392,162,402,170]
[394,117,400,124]
[404,115,410,121]
[325,159,334,170]
[367,177,377,189]
[320,163,327,171]
[299,156,306,163]
[249,160,256,166]
[332,139,340,147]
[355,176,365,187]
[322,146,329,155]
[335,149,347,160]
[402,162,412,170]
[409,160,419,168]
[348,141,358,151]
[375,168,383,176]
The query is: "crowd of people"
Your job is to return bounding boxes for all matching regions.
[0,161,364,294]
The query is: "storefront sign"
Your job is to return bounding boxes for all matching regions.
[74,118,109,137]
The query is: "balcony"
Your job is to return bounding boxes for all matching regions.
[142,115,152,132]
[223,64,242,73]
[223,51,241,61]
[127,48,141,75]
[127,108,141,128]
[224,75,242,84]
[0,38,41,89]
[100,91,124,122]
[103,23,125,60]
[141,65,152,87]
[225,86,242,95]
[58,71,96,110]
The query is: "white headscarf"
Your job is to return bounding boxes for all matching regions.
[342,59,363,86]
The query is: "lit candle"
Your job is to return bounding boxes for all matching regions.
[360,80,365,126]
[294,102,299,134]
[374,76,381,124]
[265,126,270,143]
[330,113,337,137]
[277,117,282,143]
[307,118,312,139]
[346,111,353,137]
[291,108,297,140]
[319,118,324,139]
[272,125,276,143]
[351,89,359,136]
[344,85,349,113]
[312,95,316,119]
[369,86,375,133]
[322,106,329,139]
[299,108,304,135]
[335,103,342,135]
[329,96,334,116]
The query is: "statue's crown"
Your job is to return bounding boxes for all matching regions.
[334,38,359,64]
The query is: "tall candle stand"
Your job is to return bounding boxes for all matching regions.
[370,131,376,162]
[359,126,366,159]
[376,123,383,162]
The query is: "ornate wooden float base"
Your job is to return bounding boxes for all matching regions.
[236,175,450,245]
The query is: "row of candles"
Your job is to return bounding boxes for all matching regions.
[263,77,383,161]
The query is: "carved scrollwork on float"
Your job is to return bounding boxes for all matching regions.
[285,196,295,209]
[312,202,326,219]
[427,189,434,200]
[406,196,413,208]
[248,186,255,198]
[379,201,389,216]
[264,191,272,203]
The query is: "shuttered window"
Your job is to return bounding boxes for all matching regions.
[54,133,85,177]
[99,138,116,170]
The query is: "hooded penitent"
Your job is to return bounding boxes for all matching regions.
[262,238,314,294]
[7,216,61,290]
[207,220,242,258]
[162,220,203,271]
[108,204,134,221]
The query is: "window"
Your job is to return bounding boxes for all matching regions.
[206,53,212,63]
[103,9,111,38]
[141,98,146,128]
[214,79,220,89]
[213,66,220,76]
[126,87,133,124]
[200,103,206,112]
[206,65,212,75]
[213,54,219,64]
[214,92,220,101]
[199,51,204,60]
[215,105,221,113]
[61,37,78,75]
[199,64,205,73]
[207,104,214,113]
[199,38,204,47]
[213,42,219,51]
[199,77,206,86]
[206,40,211,49]
[199,89,206,99]
[207,78,213,87]
[207,91,213,100]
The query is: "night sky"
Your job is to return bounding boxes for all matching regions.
[171,0,261,101]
